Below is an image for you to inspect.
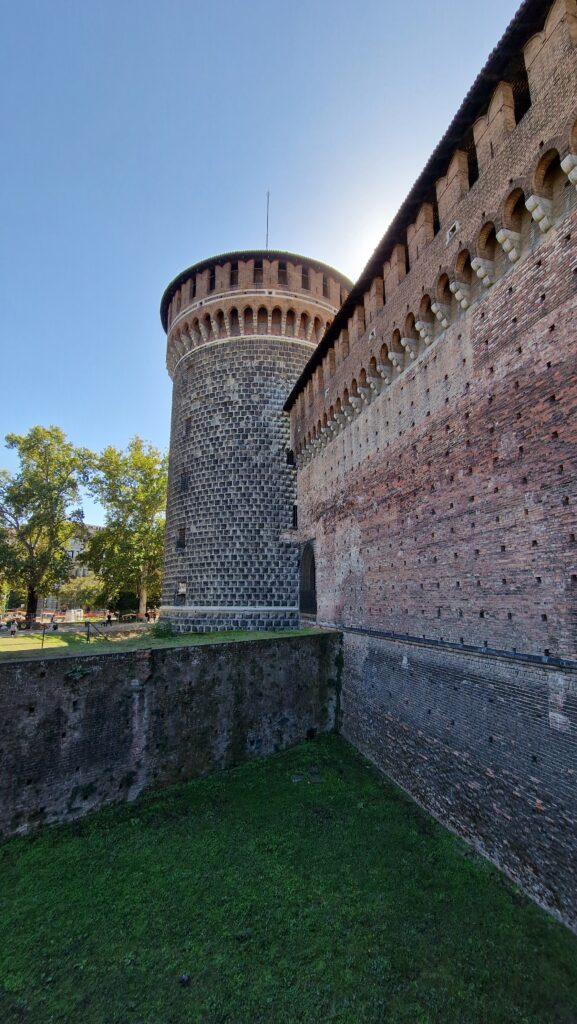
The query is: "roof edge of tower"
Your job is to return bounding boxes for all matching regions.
[160,250,353,331]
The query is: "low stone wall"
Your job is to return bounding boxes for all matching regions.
[0,633,340,839]
[340,629,577,932]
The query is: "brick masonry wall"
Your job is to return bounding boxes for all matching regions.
[342,632,577,930]
[288,2,577,930]
[296,217,577,658]
[290,212,577,930]
[0,633,341,839]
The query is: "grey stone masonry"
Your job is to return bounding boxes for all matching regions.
[160,251,350,630]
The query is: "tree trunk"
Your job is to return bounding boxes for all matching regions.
[138,586,147,617]
[25,586,38,628]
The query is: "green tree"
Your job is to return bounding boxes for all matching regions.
[0,572,9,614]
[82,438,167,615]
[56,572,105,612]
[0,426,93,624]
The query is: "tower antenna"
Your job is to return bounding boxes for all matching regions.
[265,190,270,250]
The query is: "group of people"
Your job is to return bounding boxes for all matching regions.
[1,607,158,638]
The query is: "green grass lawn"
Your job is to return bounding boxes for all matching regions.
[1,736,576,1024]
[0,627,321,661]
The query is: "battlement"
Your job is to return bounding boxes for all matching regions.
[161,251,351,379]
[286,0,577,452]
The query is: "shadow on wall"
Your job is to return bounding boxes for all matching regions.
[300,541,317,616]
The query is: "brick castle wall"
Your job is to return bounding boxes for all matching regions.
[288,0,577,929]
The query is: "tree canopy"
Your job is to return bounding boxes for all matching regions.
[0,426,92,621]
[81,437,167,614]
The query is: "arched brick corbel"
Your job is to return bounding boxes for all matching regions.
[449,280,471,309]
[495,187,527,260]
[526,145,568,231]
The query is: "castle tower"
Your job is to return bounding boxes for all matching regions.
[159,250,351,632]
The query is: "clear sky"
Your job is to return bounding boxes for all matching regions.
[1,0,520,523]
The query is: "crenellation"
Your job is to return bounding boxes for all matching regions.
[407,202,435,266]
[524,0,577,99]
[473,81,517,171]
[435,150,470,226]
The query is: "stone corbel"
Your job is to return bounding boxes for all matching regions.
[449,280,471,309]
[349,395,363,413]
[561,154,577,188]
[431,301,451,329]
[400,337,419,360]
[471,256,495,287]
[366,373,383,395]
[357,385,372,403]
[496,228,522,262]
[376,362,393,383]
[415,320,433,345]
[525,195,553,233]
[388,350,406,372]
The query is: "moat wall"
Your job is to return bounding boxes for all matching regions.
[341,631,577,930]
[0,633,340,839]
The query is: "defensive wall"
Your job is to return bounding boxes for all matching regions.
[160,251,351,632]
[0,633,340,839]
[286,0,577,930]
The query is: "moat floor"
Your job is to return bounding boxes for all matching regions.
[1,737,576,1024]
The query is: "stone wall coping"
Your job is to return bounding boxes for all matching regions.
[0,629,339,667]
[332,623,577,673]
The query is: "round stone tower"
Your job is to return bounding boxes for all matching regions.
[159,250,351,632]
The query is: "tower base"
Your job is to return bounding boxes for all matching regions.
[159,605,300,634]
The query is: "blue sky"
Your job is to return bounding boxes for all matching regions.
[1,0,519,523]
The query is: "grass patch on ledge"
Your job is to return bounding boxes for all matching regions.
[1,735,576,1024]
[0,626,324,663]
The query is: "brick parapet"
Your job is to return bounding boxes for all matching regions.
[288,0,577,445]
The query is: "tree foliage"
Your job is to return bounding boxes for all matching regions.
[0,426,92,621]
[56,573,105,612]
[82,438,167,613]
